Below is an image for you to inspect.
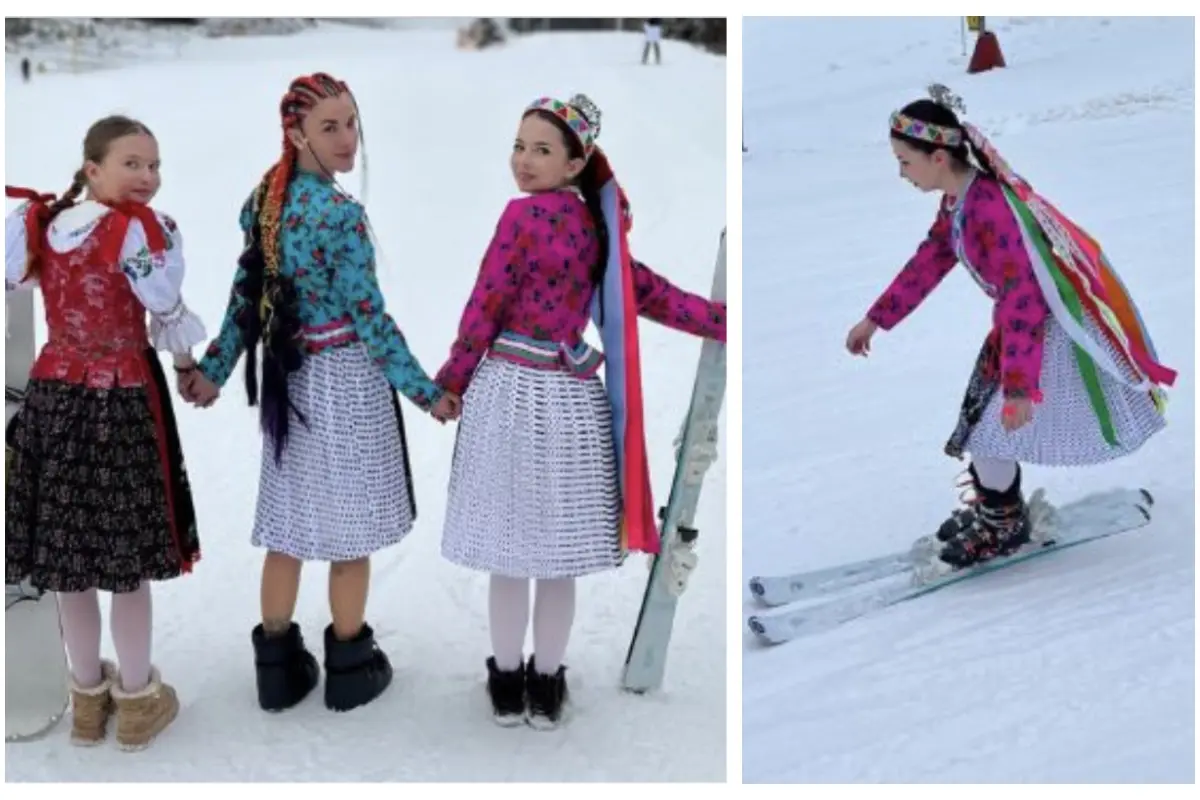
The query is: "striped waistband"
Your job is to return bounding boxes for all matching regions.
[490,331,604,379]
[301,318,357,352]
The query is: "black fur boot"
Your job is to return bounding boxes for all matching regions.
[485,656,525,726]
[525,656,568,730]
[251,622,319,712]
[323,622,393,712]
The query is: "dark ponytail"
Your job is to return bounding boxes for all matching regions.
[575,155,610,286]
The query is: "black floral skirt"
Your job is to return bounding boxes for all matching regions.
[944,329,1002,460]
[5,351,201,593]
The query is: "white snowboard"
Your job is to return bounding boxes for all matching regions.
[6,288,70,743]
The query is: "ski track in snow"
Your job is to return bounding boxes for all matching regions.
[742,16,1194,783]
[4,25,727,782]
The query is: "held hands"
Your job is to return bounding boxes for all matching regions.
[173,357,219,408]
[1001,397,1033,431]
[431,391,463,424]
[846,317,878,357]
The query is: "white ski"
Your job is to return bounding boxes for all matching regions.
[747,487,1155,646]
[622,228,727,693]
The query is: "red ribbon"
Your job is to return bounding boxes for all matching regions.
[6,184,167,279]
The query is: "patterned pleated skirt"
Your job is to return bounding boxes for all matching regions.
[946,314,1166,466]
[250,343,416,562]
[6,350,200,593]
[441,355,623,580]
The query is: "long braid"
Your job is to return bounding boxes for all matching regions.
[237,71,351,464]
[48,168,86,220]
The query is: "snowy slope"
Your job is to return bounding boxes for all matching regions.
[742,16,1194,783]
[4,25,727,781]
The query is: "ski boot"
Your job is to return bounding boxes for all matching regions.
[485,656,526,727]
[323,622,393,712]
[252,621,320,712]
[939,466,1032,569]
[935,463,984,542]
[525,656,568,731]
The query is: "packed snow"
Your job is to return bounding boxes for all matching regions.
[5,23,727,781]
[742,16,1194,783]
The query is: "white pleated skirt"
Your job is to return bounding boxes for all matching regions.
[441,357,623,579]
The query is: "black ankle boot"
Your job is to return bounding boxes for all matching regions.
[485,656,526,726]
[525,656,568,730]
[940,466,1032,569]
[323,622,393,712]
[251,622,319,712]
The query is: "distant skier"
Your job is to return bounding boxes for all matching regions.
[435,93,725,729]
[642,18,663,65]
[846,84,1176,570]
[5,115,206,751]
[21,57,31,82]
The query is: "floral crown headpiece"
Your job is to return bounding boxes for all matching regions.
[526,93,602,159]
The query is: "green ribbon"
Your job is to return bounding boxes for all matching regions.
[1002,185,1119,447]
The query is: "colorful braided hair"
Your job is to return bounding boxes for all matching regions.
[235,71,356,464]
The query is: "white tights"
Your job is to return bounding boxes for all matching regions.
[56,583,153,693]
[971,455,1018,492]
[489,574,575,675]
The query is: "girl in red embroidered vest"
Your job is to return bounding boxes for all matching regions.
[436,94,726,729]
[5,116,205,751]
[846,86,1175,570]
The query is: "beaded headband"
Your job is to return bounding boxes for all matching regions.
[526,93,602,159]
[891,84,969,148]
[889,110,963,148]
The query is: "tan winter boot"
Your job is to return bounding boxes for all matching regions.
[110,667,179,752]
[69,659,117,746]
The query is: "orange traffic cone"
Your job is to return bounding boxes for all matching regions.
[967,30,1006,74]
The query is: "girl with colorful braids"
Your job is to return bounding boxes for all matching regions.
[5,115,205,751]
[187,72,459,714]
[846,84,1176,570]
[435,93,726,729]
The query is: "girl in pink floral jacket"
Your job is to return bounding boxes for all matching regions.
[436,93,725,730]
[847,86,1175,571]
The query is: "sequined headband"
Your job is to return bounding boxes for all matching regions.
[890,110,963,148]
[526,94,601,159]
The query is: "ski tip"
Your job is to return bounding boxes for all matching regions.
[1139,488,1154,507]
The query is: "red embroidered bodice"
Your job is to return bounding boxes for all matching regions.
[31,214,155,389]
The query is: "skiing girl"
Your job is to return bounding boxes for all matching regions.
[5,115,205,751]
[846,84,1176,569]
[435,93,727,729]
[186,72,460,714]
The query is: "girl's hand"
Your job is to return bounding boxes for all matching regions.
[846,317,878,357]
[1001,397,1034,431]
[431,392,462,424]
